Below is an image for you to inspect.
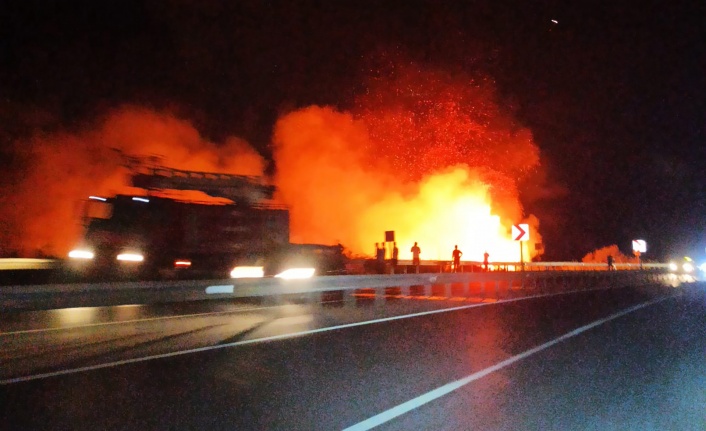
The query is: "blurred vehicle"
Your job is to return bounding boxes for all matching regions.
[67,157,346,280]
[668,256,696,275]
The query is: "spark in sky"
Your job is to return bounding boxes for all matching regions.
[273,63,543,261]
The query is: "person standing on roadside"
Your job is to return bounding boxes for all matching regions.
[411,242,421,273]
[452,245,463,272]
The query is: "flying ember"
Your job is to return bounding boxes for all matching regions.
[273,63,543,262]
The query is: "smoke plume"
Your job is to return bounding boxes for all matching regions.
[0,106,264,257]
[582,245,634,264]
[2,64,545,264]
[273,64,543,261]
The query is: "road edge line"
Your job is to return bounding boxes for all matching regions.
[341,296,671,431]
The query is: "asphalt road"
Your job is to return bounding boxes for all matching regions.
[1,283,704,430]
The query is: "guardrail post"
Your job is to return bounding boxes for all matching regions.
[344,289,358,308]
[375,287,387,306]
[442,282,449,298]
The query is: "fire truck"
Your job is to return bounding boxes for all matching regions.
[67,157,346,280]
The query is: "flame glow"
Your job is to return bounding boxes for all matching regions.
[2,64,544,263]
[273,64,543,262]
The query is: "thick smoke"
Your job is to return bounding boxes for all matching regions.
[273,64,543,261]
[2,65,545,263]
[582,245,634,264]
[0,106,264,257]
[274,62,541,261]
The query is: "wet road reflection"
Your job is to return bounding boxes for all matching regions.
[0,299,272,333]
[1,293,493,381]
[2,285,698,431]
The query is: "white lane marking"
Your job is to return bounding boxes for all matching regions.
[0,304,281,336]
[1,287,635,385]
[205,285,234,294]
[341,296,671,431]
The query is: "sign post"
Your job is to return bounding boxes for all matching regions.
[632,239,646,269]
[512,224,530,271]
[384,231,395,272]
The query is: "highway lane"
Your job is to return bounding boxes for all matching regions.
[376,285,706,431]
[1,283,702,430]
[1,292,502,380]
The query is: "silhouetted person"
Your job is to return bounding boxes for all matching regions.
[483,251,490,272]
[607,254,614,271]
[411,242,421,273]
[375,243,385,273]
[452,245,463,272]
[391,242,399,273]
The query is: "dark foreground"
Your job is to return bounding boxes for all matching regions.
[1,283,704,430]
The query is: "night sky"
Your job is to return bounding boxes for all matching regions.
[1,0,705,261]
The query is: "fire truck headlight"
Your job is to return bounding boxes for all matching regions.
[230,266,264,278]
[68,249,95,260]
[116,252,144,262]
[275,268,315,279]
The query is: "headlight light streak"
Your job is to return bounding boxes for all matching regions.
[68,249,95,260]
[230,266,264,278]
[275,268,315,279]
[116,253,144,262]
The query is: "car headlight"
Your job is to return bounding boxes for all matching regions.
[68,249,95,260]
[682,262,694,273]
[669,262,678,271]
[230,266,264,278]
[116,252,144,262]
[275,268,315,279]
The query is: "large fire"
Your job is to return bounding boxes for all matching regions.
[1,64,543,263]
[273,64,542,262]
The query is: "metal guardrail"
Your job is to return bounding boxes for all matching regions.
[0,259,59,271]
[0,259,669,271]
[351,259,669,273]
[0,268,679,311]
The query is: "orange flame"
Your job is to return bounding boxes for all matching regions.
[273,106,542,262]
[3,65,544,263]
[273,63,543,262]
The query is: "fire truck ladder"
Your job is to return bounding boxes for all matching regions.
[120,153,275,204]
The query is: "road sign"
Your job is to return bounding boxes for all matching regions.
[632,239,646,253]
[512,224,529,241]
